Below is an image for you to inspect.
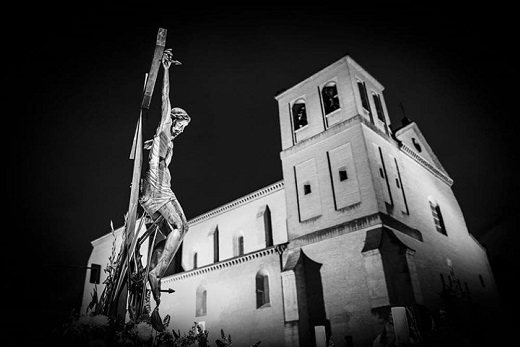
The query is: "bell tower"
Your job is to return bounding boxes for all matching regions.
[275,56,392,241]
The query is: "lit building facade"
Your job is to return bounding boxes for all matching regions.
[82,56,500,346]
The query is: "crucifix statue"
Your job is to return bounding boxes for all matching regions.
[139,48,191,306]
[95,29,193,322]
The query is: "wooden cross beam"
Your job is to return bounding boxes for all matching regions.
[126,28,168,247]
[130,27,167,159]
[101,28,171,317]
[142,28,167,110]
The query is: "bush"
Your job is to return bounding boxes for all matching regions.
[56,311,260,347]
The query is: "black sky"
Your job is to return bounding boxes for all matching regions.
[12,6,517,339]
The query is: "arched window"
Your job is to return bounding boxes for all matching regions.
[292,99,308,131]
[209,226,219,263]
[258,205,273,248]
[196,286,207,317]
[322,82,340,115]
[193,251,198,269]
[233,233,245,257]
[264,205,273,247]
[429,197,447,236]
[412,138,422,152]
[372,92,385,123]
[256,270,270,308]
[238,235,244,256]
[357,79,373,123]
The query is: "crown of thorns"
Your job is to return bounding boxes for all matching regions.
[171,107,191,122]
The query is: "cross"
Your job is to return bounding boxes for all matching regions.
[127,28,168,246]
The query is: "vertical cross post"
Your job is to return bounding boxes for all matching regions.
[108,28,169,318]
[126,28,167,247]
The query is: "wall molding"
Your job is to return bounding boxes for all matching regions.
[162,244,288,283]
[288,212,423,249]
[399,143,453,186]
[188,181,284,226]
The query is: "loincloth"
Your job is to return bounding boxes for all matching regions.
[139,167,177,216]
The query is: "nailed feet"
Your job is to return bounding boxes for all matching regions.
[148,272,161,306]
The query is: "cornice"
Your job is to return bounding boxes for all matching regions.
[288,213,382,249]
[288,212,423,249]
[399,143,454,186]
[187,181,284,226]
[346,56,385,90]
[274,57,348,100]
[280,114,364,159]
[162,244,288,283]
[274,55,384,101]
[361,117,453,186]
[281,114,396,160]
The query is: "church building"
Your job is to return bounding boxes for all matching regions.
[81,55,500,346]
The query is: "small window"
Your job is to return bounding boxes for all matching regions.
[256,271,270,308]
[304,183,312,195]
[357,80,372,120]
[372,93,386,123]
[238,235,244,256]
[196,286,207,317]
[394,158,409,214]
[292,99,308,131]
[90,263,101,284]
[322,82,340,115]
[412,138,422,152]
[263,205,273,248]
[213,227,219,263]
[429,199,447,236]
[233,234,245,257]
[379,168,385,179]
[339,168,348,181]
[193,252,198,269]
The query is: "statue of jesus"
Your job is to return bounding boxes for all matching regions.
[139,48,190,306]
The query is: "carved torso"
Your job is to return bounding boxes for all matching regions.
[140,119,176,215]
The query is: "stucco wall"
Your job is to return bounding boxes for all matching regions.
[182,182,287,270]
[159,248,286,346]
[80,219,150,314]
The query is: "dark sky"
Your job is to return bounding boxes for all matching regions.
[13,6,517,338]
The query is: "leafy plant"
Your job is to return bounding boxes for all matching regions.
[215,329,232,347]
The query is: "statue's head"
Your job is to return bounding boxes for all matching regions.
[170,107,191,137]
